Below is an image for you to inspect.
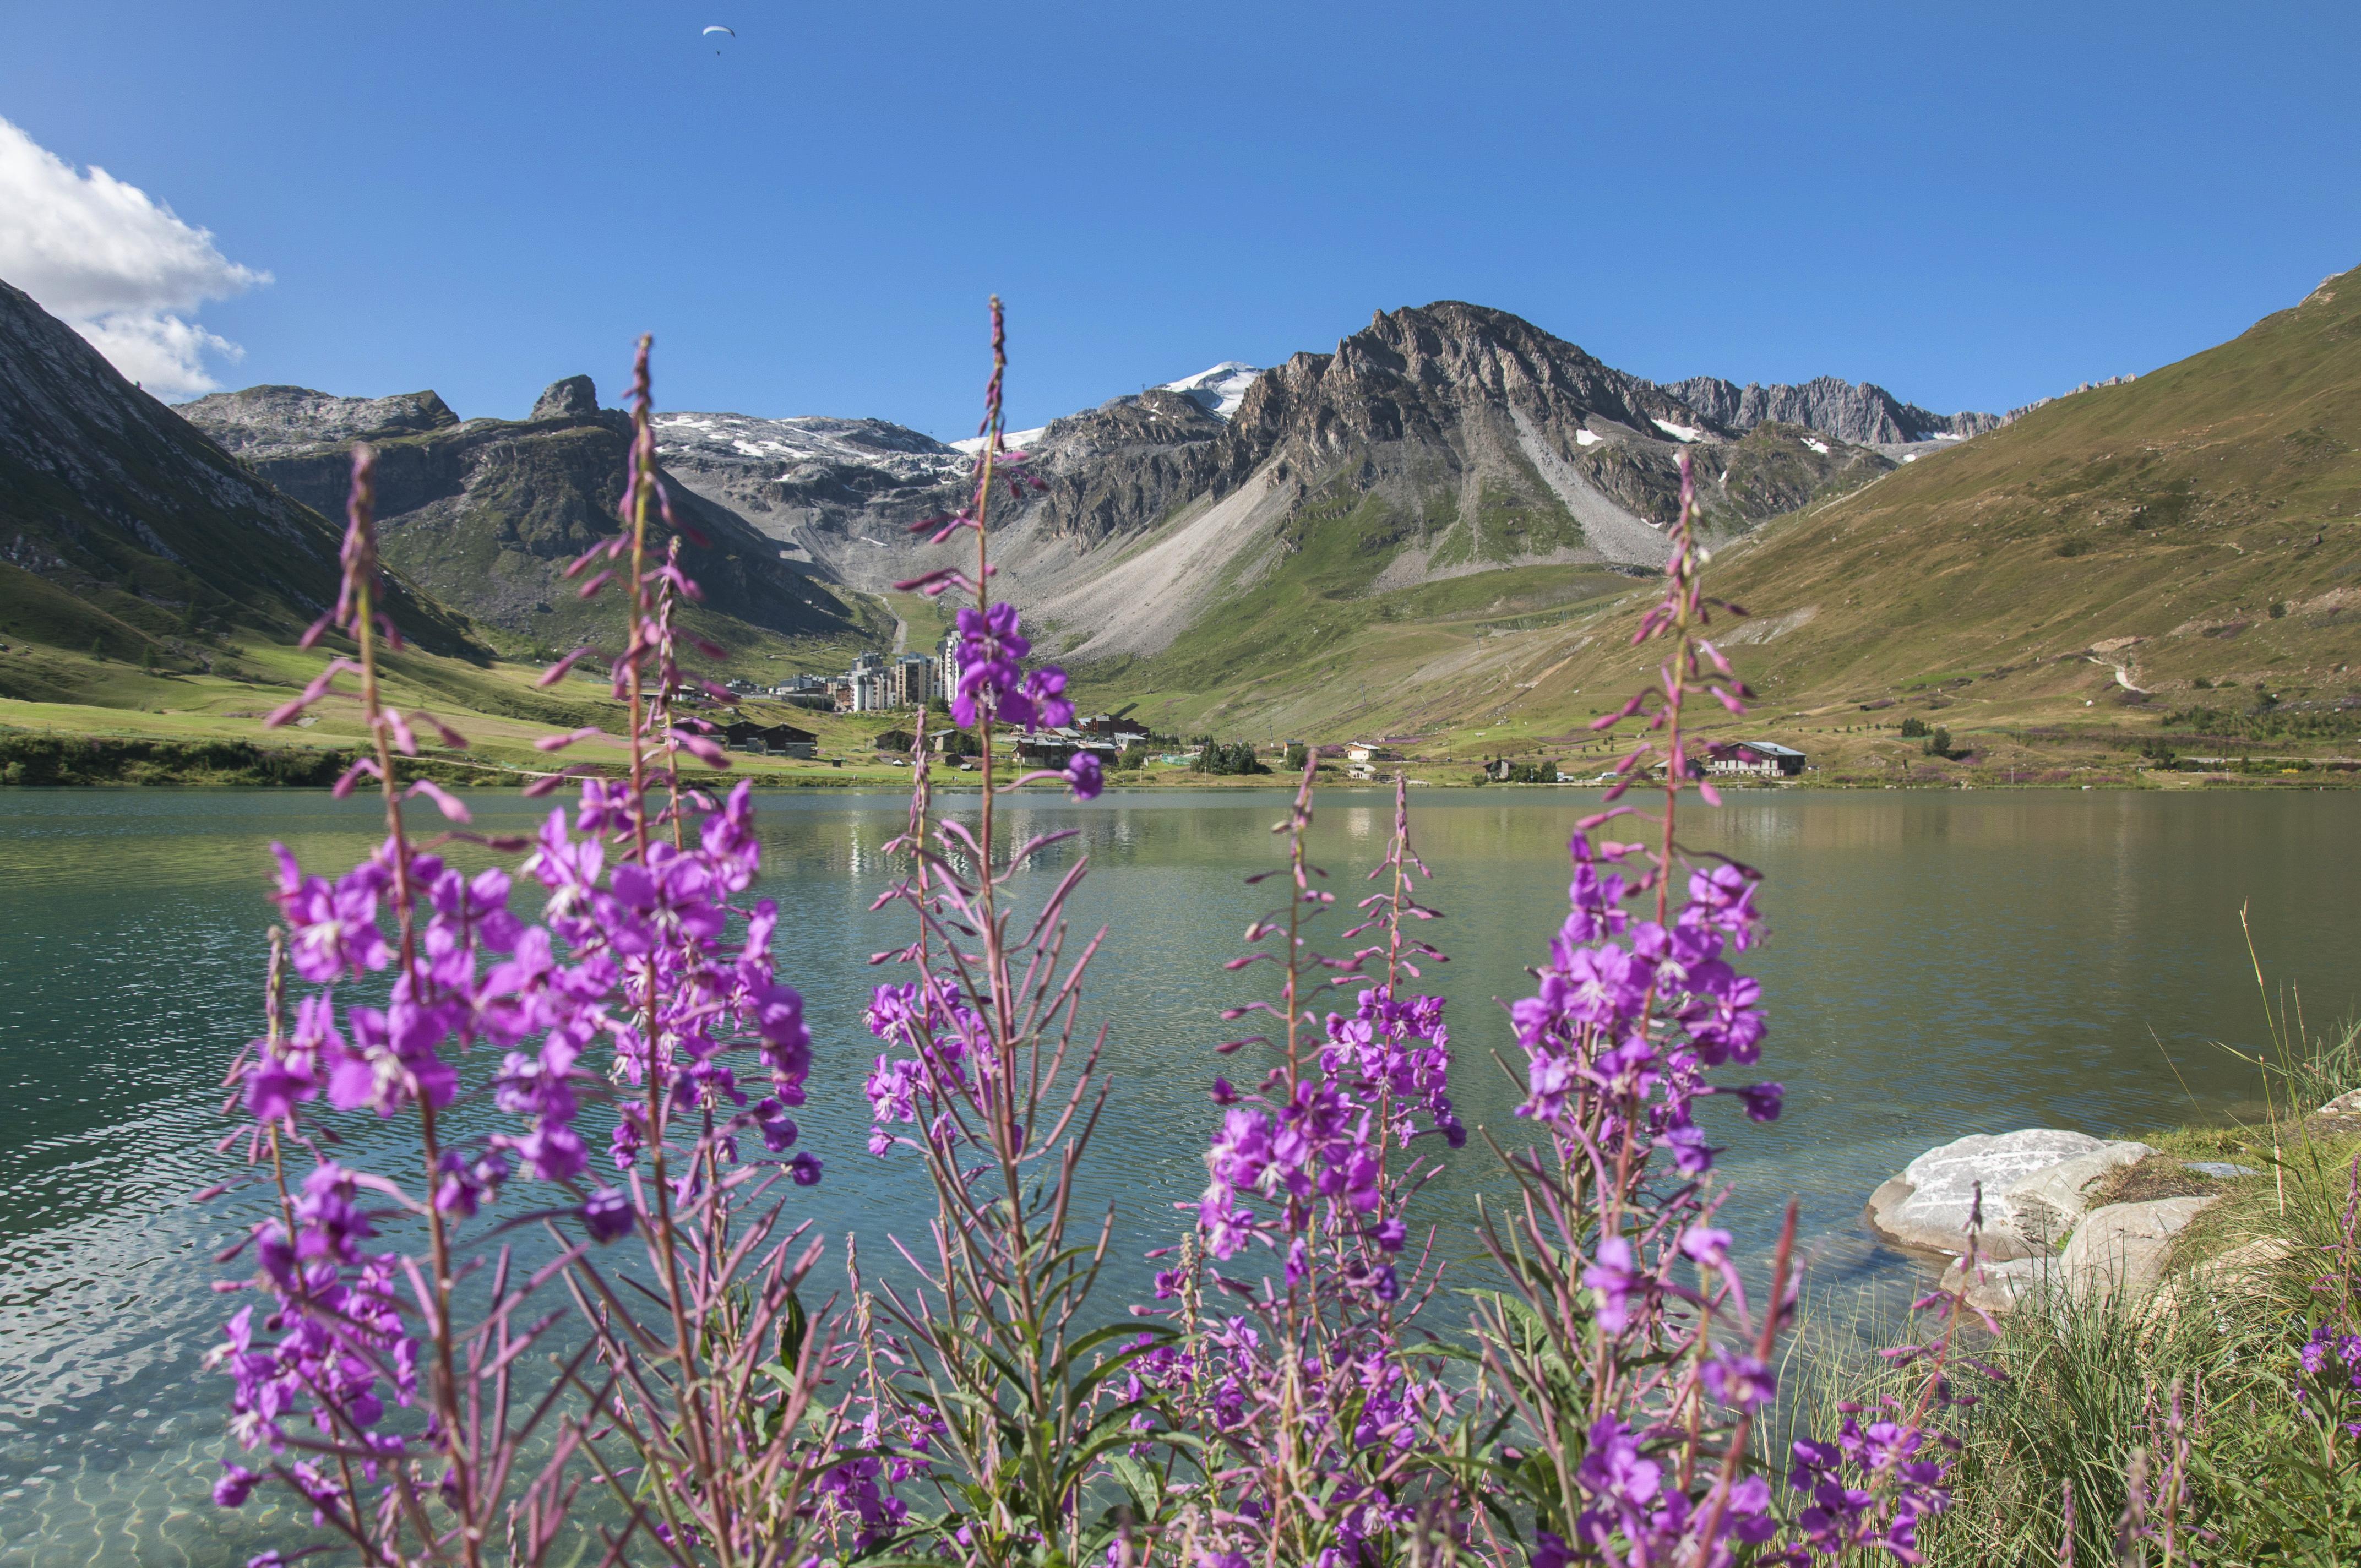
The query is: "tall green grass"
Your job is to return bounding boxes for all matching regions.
[1772,944,2361,1564]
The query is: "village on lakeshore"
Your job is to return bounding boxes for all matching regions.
[699,636,1816,784]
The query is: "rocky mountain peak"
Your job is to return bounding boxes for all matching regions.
[177,384,460,461]
[530,375,600,423]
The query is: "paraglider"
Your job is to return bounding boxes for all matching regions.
[703,24,735,54]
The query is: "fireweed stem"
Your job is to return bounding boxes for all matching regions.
[344,446,482,1565]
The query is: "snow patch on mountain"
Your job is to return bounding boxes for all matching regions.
[1161,361,1262,420]
[654,412,965,484]
[949,425,1048,456]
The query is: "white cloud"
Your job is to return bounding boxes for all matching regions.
[0,117,269,398]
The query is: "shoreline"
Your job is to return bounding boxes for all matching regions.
[6,736,2357,792]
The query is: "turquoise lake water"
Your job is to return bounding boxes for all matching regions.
[2,785,2355,1565]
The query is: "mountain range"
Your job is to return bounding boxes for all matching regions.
[7,258,2352,766]
[640,301,2006,668]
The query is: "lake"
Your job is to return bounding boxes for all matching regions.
[2,785,2354,1565]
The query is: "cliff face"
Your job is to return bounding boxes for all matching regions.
[0,279,481,659]
[184,377,863,649]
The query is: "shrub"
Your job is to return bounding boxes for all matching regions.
[1193,738,1267,775]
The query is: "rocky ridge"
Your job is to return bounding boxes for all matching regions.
[1656,373,2001,446]
[183,375,866,650]
[178,384,463,461]
[0,279,480,662]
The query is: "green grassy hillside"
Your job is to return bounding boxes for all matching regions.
[1071,264,2361,781]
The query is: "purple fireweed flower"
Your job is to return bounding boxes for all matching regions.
[1065,751,1104,800]
[1703,1348,1777,1409]
[434,1148,509,1218]
[1583,1235,1645,1333]
[580,1188,633,1244]
[1576,1415,1663,1507]
[751,1096,800,1153]
[213,1463,261,1509]
[1678,1226,1733,1268]
[1565,944,1645,1028]
[291,1163,373,1265]
[271,846,391,983]
[1719,1081,1786,1122]
[951,602,1031,728]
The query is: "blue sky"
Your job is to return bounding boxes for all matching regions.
[4,1,2357,434]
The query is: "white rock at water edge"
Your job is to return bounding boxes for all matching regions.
[2000,1141,2156,1245]
[2054,1196,2219,1304]
[1867,1130,2127,1260]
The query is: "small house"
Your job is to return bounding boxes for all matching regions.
[1078,714,1149,744]
[1706,741,1806,778]
[723,721,818,759]
[872,728,917,757]
[1014,736,1119,769]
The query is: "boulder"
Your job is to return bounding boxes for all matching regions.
[1999,1141,2157,1246]
[2184,1161,2258,1179]
[1938,1255,2049,1317]
[1866,1130,2117,1260]
[2319,1088,2361,1118]
[2183,1234,2294,1293]
[2054,1196,2218,1303]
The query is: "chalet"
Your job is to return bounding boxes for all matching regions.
[722,721,818,759]
[1706,741,1806,778]
[872,728,917,757]
[1078,714,1150,745]
[1014,733,1120,769]
[1346,741,1396,764]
